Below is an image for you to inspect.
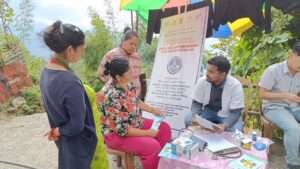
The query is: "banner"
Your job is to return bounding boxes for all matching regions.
[144,7,209,131]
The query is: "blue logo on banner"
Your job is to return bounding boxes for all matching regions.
[167,56,182,75]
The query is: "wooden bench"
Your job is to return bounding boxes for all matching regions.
[234,76,260,131]
[261,116,278,139]
[234,76,279,138]
[106,147,135,169]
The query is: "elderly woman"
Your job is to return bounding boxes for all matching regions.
[98,27,142,97]
[100,57,171,169]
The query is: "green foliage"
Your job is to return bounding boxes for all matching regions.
[0,33,21,67]
[139,38,158,76]
[211,36,239,57]
[138,22,158,76]
[4,34,46,84]
[231,9,294,82]
[20,42,45,84]
[0,0,14,25]
[0,0,43,117]
[228,10,294,133]
[19,51,44,114]
[83,84,109,169]
[22,85,43,115]
[0,0,14,47]
[75,7,113,91]
[24,56,45,84]
[103,0,116,33]
[84,7,113,72]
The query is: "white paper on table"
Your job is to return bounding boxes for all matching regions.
[194,133,237,153]
[195,115,219,130]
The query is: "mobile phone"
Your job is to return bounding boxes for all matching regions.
[297,91,300,97]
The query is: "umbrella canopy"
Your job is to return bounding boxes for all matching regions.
[120,0,254,38]
[120,0,131,9]
[163,0,188,8]
[121,0,167,22]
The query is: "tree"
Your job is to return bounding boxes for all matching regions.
[0,0,14,34]
[75,7,113,91]
[103,0,116,33]
[231,9,294,82]
[211,9,296,83]
[14,0,34,43]
[211,37,239,58]
[0,0,15,66]
[137,22,158,76]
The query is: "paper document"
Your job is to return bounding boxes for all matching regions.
[158,143,177,159]
[151,116,163,131]
[195,115,219,130]
[194,133,237,153]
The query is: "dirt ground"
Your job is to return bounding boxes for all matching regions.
[0,113,286,169]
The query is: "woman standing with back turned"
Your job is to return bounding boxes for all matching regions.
[40,21,97,169]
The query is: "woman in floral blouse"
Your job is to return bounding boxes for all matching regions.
[100,58,171,169]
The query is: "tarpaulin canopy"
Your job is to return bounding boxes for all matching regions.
[120,0,254,38]
[212,18,253,38]
[228,18,253,36]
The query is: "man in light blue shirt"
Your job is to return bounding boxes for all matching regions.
[259,42,300,169]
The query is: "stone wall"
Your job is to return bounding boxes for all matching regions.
[0,59,32,103]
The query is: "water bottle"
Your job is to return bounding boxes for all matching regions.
[252,131,257,142]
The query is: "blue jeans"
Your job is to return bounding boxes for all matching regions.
[184,108,243,132]
[264,106,300,165]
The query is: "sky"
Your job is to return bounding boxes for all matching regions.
[29,0,130,31]
[9,0,217,58]
[10,0,131,58]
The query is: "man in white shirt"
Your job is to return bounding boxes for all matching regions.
[185,56,244,132]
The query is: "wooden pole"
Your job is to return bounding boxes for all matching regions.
[130,11,134,30]
[136,12,139,33]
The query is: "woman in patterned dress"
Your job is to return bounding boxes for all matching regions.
[100,58,171,169]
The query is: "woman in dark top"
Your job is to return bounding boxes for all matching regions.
[40,21,97,169]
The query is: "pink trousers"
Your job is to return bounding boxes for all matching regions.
[104,118,171,169]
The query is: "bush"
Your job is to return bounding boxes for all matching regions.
[22,85,43,114]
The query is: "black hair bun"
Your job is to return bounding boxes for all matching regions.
[43,20,67,53]
[43,20,85,54]
[104,62,111,76]
[123,26,131,34]
[52,20,63,33]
